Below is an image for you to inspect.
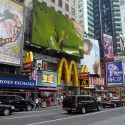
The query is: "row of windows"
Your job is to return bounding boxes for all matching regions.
[47,0,76,16]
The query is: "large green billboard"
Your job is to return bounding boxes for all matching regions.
[32,0,84,57]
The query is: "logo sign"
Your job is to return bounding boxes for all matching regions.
[0,0,24,66]
[80,72,89,80]
[89,77,105,86]
[106,62,123,85]
[57,58,78,87]
[23,51,33,73]
[80,80,89,87]
[0,77,36,89]
[38,71,57,87]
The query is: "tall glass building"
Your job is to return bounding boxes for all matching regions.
[78,0,94,38]
[120,0,125,37]
[93,0,122,55]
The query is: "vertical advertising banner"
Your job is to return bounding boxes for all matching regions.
[103,34,114,61]
[122,61,125,85]
[0,0,24,65]
[106,62,123,86]
[80,38,101,75]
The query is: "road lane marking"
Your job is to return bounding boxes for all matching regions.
[5,112,64,120]
[18,108,62,114]
[26,107,125,125]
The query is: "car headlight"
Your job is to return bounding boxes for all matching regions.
[11,106,15,109]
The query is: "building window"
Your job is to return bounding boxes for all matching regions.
[58,0,62,8]
[51,6,55,10]
[71,7,75,15]
[51,0,55,3]
[65,14,69,18]
[65,3,69,12]
[42,1,47,6]
[71,0,75,5]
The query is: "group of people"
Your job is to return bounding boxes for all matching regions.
[33,95,64,110]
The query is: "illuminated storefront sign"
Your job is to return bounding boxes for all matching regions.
[80,65,89,87]
[23,51,33,73]
[57,58,78,87]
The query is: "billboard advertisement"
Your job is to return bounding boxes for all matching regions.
[103,34,114,61]
[0,0,24,66]
[106,62,123,86]
[80,38,101,75]
[32,0,84,57]
[38,71,57,87]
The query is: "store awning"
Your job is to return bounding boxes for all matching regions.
[39,87,58,91]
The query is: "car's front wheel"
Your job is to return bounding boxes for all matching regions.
[26,105,32,111]
[3,109,10,116]
[81,107,86,114]
[67,110,72,114]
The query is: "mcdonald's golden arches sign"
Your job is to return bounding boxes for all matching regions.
[23,51,33,73]
[57,58,79,87]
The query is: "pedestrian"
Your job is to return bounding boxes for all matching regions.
[34,97,39,110]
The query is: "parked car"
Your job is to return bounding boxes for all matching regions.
[102,97,124,108]
[0,104,15,116]
[62,95,102,114]
[0,95,34,111]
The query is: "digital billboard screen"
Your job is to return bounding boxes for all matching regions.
[32,1,84,57]
[0,0,24,65]
[103,34,114,61]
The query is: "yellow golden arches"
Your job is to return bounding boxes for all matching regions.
[80,65,89,73]
[57,58,79,87]
[24,51,33,63]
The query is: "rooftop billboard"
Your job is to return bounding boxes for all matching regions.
[0,0,24,66]
[32,1,84,57]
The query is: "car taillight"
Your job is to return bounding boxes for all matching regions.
[75,102,78,108]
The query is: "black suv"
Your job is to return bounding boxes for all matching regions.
[0,95,34,111]
[62,95,102,114]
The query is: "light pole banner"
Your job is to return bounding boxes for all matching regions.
[0,0,24,65]
[106,62,123,85]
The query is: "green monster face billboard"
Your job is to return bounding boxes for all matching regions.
[32,0,84,57]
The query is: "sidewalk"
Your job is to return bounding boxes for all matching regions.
[33,102,62,111]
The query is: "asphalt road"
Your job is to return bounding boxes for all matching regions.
[0,106,125,125]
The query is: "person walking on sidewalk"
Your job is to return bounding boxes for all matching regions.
[34,97,39,110]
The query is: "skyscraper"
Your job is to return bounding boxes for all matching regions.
[120,0,125,37]
[93,0,122,56]
[78,0,94,38]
